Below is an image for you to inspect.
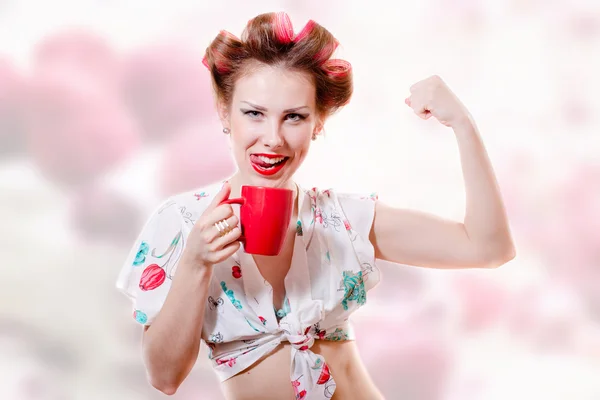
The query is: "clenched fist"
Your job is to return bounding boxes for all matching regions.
[405,75,471,128]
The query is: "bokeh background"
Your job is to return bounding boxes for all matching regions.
[1,0,600,399]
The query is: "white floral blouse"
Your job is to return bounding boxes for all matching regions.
[116,180,380,400]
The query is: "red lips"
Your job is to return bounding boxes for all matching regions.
[250,153,289,176]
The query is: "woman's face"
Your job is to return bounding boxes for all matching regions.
[220,64,321,189]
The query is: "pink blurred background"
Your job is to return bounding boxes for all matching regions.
[1,1,600,399]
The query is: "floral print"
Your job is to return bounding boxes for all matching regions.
[221,281,242,310]
[341,270,366,310]
[133,310,147,324]
[324,328,349,341]
[296,220,303,236]
[133,241,149,266]
[194,192,209,200]
[116,181,380,400]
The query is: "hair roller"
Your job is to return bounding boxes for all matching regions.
[212,52,231,74]
[314,38,340,65]
[322,59,352,78]
[207,30,243,73]
[206,12,353,118]
[294,20,316,43]
[273,12,294,44]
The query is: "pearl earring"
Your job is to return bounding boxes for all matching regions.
[223,128,230,134]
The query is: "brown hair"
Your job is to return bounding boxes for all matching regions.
[203,12,352,120]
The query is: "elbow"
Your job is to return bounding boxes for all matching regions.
[143,351,183,396]
[142,334,198,396]
[487,247,516,268]
[148,374,180,396]
[477,236,516,268]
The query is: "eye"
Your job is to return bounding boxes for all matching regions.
[286,113,306,122]
[244,110,263,118]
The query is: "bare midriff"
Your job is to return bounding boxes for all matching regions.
[220,340,384,400]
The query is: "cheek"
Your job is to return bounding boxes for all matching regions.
[290,137,312,159]
[290,123,314,144]
[230,118,257,149]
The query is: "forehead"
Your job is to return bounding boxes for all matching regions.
[232,64,316,109]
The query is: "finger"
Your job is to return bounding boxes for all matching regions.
[196,203,234,234]
[210,240,241,264]
[206,203,235,225]
[405,97,411,107]
[207,214,239,242]
[415,109,431,120]
[409,97,429,119]
[207,181,231,211]
[409,79,425,93]
[211,225,242,250]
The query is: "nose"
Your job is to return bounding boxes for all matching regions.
[262,121,284,149]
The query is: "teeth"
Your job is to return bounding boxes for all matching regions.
[257,155,285,164]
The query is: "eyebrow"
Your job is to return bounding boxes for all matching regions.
[240,101,310,113]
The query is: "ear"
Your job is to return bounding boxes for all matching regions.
[313,118,325,136]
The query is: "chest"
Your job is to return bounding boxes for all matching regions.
[252,223,297,310]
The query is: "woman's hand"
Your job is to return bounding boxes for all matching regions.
[405,75,471,128]
[182,182,241,267]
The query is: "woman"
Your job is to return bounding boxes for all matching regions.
[116,12,515,400]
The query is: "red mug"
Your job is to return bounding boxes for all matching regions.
[221,186,294,256]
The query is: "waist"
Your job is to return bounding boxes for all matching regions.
[209,321,354,383]
[220,340,383,400]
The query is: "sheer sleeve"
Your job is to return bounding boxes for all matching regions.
[115,199,186,326]
[336,192,378,240]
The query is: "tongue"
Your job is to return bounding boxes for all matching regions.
[251,155,282,168]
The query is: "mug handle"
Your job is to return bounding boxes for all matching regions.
[220,197,246,242]
[220,198,245,206]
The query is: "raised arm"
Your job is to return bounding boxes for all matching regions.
[369,76,515,269]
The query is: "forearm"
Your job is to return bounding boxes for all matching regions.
[142,257,212,394]
[453,116,515,261]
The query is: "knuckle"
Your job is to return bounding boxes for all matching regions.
[191,219,202,230]
[207,242,219,253]
[200,231,213,244]
[192,250,207,265]
[211,206,223,219]
[201,250,211,263]
[200,206,214,219]
[206,254,217,264]
[196,219,210,232]
[225,227,238,239]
